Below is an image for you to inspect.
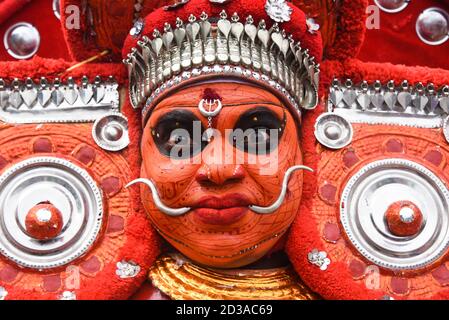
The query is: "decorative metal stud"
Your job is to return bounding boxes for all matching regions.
[372,80,385,110]
[3,22,40,60]
[343,79,356,106]
[92,112,130,152]
[384,80,397,110]
[38,78,51,107]
[210,0,231,3]
[0,287,7,300]
[413,82,428,112]
[265,0,292,23]
[21,78,37,108]
[308,249,331,271]
[116,260,141,279]
[9,79,22,109]
[329,79,343,106]
[416,7,449,46]
[397,80,412,111]
[357,81,371,110]
[315,113,353,149]
[427,83,439,114]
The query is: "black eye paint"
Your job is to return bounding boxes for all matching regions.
[151,110,207,159]
[230,106,286,155]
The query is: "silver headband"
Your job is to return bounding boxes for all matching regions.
[123,10,320,123]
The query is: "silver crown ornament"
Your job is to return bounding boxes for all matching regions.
[123,10,320,123]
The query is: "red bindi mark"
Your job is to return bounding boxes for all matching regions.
[202,88,222,101]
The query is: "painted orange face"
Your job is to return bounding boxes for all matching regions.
[140,82,304,268]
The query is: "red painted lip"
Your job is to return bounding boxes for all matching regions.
[192,194,251,225]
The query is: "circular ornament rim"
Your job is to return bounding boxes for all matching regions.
[52,0,61,20]
[92,112,130,152]
[3,22,41,60]
[314,112,353,150]
[415,7,449,46]
[374,0,409,13]
[340,158,449,271]
[0,156,104,269]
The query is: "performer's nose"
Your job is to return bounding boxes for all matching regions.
[196,164,245,185]
[196,130,246,185]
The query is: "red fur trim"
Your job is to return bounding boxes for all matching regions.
[325,0,368,60]
[60,0,100,62]
[0,57,127,83]
[320,59,449,87]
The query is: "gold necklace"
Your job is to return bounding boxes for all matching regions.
[149,253,319,300]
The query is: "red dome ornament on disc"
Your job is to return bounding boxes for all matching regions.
[385,201,424,237]
[25,202,63,240]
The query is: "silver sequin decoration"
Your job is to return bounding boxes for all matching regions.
[265,0,292,23]
[164,0,190,10]
[116,260,141,279]
[308,249,331,271]
[59,291,76,300]
[130,19,145,37]
[306,18,320,34]
[0,287,7,300]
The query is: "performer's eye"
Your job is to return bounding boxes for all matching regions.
[230,107,286,155]
[151,110,206,159]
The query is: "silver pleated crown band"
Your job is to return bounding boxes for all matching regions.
[123,10,320,123]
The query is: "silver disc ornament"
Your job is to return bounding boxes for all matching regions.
[0,157,103,269]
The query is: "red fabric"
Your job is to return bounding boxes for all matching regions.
[286,58,449,300]
[325,0,368,61]
[0,0,31,25]
[358,0,449,69]
[60,0,170,62]
[60,0,109,62]
[0,0,70,61]
[61,0,368,64]
[122,0,323,63]
[0,56,126,82]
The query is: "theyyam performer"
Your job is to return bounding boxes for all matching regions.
[0,0,447,300]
